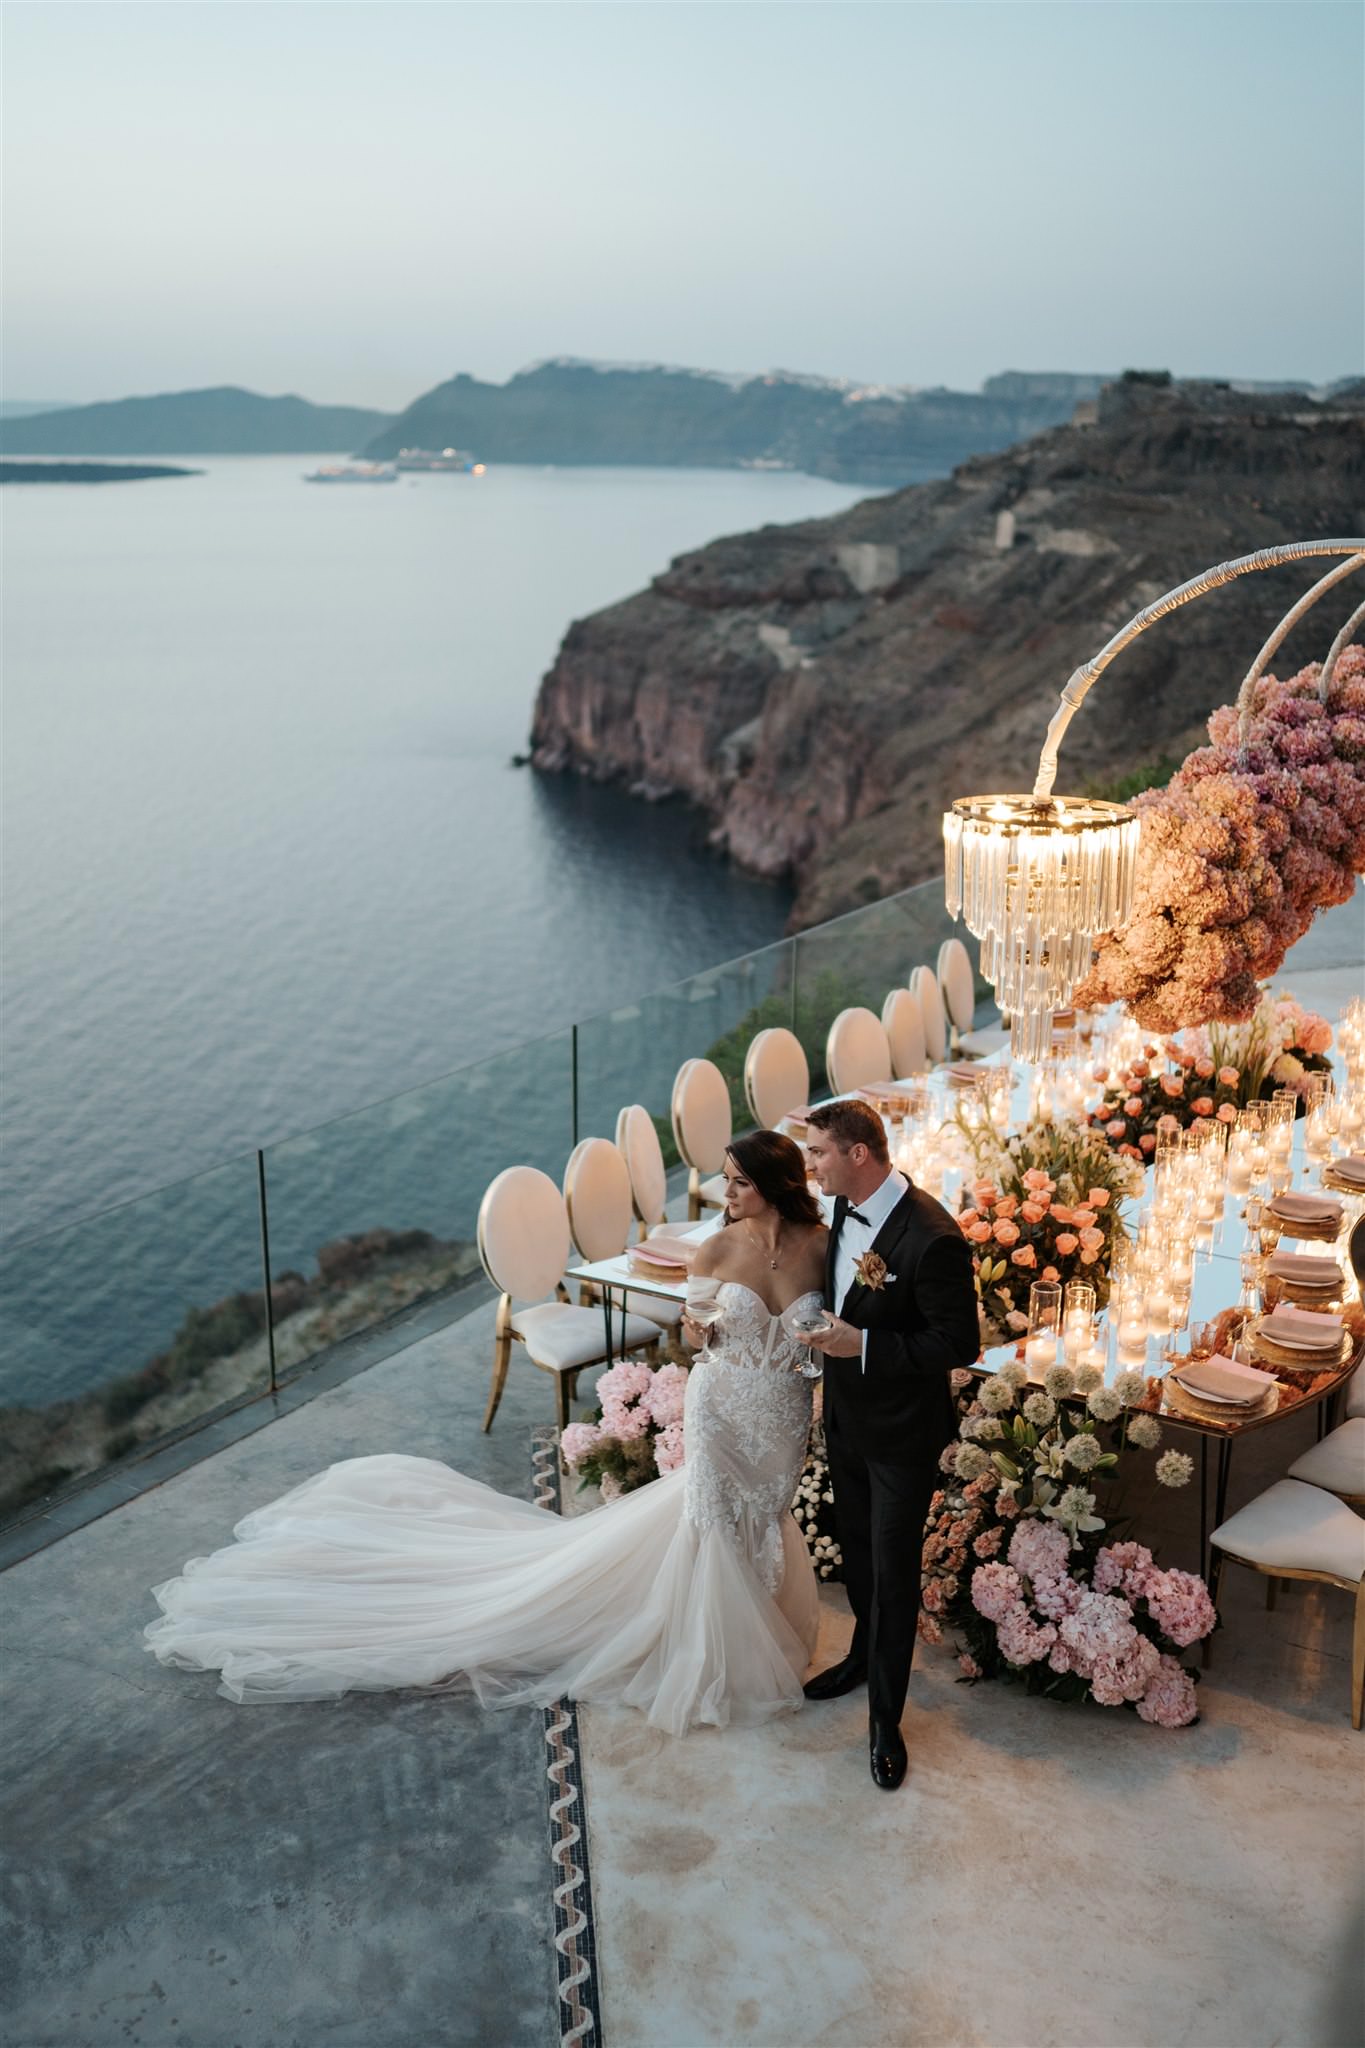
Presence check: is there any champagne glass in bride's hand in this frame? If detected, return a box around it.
[683,1277,723,1355]
[782,1300,832,1379]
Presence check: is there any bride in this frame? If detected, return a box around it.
[145,1131,829,1735]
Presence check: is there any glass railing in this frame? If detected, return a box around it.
[0,874,972,1526]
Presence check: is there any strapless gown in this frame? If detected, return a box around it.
[144,1283,821,1734]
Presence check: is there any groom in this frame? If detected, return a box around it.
[802,1099,980,1790]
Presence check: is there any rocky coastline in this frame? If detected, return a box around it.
[528,374,1365,928]
[0,1227,481,1520]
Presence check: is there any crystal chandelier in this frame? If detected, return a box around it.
[944,796,1139,1062]
[942,540,1365,1063]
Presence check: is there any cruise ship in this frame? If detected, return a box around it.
[395,447,486,473]
[303,462,399,485]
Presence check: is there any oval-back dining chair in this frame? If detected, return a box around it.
[743,1027,810,1131]
[882,987,927,1079]
[616,1104,669,1233]
[825,1006,893,1096]
[671,1056,733,1220]
[937,937,977,1042]
[478,1164,657,1435]
[911,964,948,1065]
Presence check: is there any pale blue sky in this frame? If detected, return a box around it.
[4,1,1361,408]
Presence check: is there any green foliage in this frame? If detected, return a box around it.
[1083,755,1183,806]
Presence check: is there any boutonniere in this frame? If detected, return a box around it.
[853,1251,890,1292]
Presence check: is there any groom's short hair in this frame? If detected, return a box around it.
[806,1099,889,1164]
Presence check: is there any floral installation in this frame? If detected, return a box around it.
[1075,646,1365,1032]
[1088,1046,1243,1163]
[955,1116,1139,1345]
[1179,988,1333,1109]
[853,1251,889,1292]
[560,1358,689,1499]
[920,1367,1215,1725]
[792,1427,844,1580]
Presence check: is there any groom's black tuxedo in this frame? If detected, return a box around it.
[822,1181,980,1726]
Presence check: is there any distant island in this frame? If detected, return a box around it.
[0,460,201,485]
[529,371,1365,926]
[7,356,1361,488]
[0,386,394,457]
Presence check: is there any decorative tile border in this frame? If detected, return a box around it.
[532,1428,604,2048]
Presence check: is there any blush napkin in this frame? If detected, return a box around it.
[1269,1190,1344,1224]
[1330,1152,1365,1186]
[1176,1355,1277,1403]
[1260,1304,1344,1348]
[1266,1250,1342,1287]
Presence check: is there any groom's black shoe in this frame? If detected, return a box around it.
[869,1718,908,1791]
[802,1656,868,1701]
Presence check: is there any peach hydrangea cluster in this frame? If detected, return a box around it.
[1076,646,1365,1032]
[919,1369,1213,1725]
[561,1358,691,1495]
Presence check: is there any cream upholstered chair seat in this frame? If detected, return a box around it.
[478,1164,659,1434]
[1213,1478,1365,1579]
[744,1026,810,1131]
[956,1023,1010,1056]
[910,965,948,1066]
[1209,1477,1365,1726]
[1288,1418,1365,1503]
[671,1056,733,1220]
[881,987,927,1079]
[513,1301,658,1371]
[825,1006,893,1096]
[1346,1363,1365,1420]
[937,937,976,1041]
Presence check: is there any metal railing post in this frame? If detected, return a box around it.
[255,1149,278,1393]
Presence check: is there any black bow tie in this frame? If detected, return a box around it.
[845,1206,871,1226]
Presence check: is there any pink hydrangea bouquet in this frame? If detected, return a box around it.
[560,1358,689,1499]
[955,1116,1139,1345]
[921,1367,1215,1725]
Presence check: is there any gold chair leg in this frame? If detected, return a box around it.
[1266,1577,1278,1612]
[555,1372,573,1435]
[1204,1552,1226,1669]
[688,1168,701,1224]
[482,1299,514,1434]
[1352,1580,1364,1731]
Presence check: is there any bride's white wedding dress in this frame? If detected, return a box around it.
[144,1284,821,1734]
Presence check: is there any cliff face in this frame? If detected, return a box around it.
[529,377,1365,928]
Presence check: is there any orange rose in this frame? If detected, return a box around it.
[1054,1232,1079,1255]
[993,1219,1021,1247]
[1078,1227,1105,1251]
[1086,1188,1110,1208]
[1040,1265,1061,1284]
[1010,1246,1037,1268]
[1020,1202,1045,1225]
[1191,1097,1214,1117]
[966,1221,993,1243]
[993,1195,1020,1220]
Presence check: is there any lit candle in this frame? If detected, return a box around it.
[1024,1334,1057,1376]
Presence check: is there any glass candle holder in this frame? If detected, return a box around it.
[1025,1281,1062,1374]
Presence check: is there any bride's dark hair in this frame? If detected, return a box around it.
[723,1130,823,1228]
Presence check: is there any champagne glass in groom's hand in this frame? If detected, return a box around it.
[782,1300,831,1379]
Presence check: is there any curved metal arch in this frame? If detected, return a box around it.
[1031,539,1365,800]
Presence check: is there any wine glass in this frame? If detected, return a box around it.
[684,1278,724,1358]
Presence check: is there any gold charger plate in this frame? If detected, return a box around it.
[1248,1317,1353,1373]
[1323,1167,1365,1196]
[1162,1374,1279,1426]
[1265,1211,1344,1244]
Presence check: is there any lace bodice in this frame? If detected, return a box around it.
[708,1284,825,1372]
[681,1284,819,1590]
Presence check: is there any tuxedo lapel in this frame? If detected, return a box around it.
[825,1196,848,1306]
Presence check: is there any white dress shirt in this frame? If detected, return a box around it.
[833,1168,909,1366]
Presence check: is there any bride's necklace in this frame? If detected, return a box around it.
[745,1221,783,1270]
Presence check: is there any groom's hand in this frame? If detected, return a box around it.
[804,1314,862,1358]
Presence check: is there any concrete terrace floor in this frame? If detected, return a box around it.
[3,891,1363,2048]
